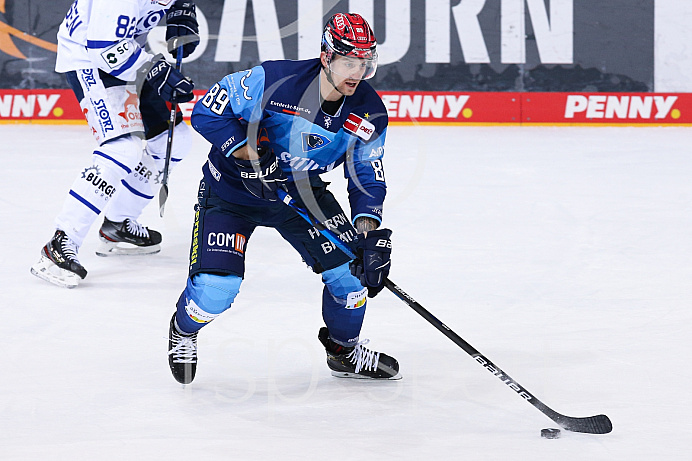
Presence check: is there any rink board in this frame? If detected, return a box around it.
[2,89,692,126]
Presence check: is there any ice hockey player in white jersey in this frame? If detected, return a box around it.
[31,0,198,288]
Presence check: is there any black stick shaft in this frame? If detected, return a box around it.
[158,45,184,217]
[279,187,612,433]
[384,279,612,434]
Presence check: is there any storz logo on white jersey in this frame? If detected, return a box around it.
[80,69,97,88]
[92,98,114,132]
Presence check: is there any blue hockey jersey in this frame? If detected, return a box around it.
[191,58,388,225]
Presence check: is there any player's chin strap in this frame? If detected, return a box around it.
[276,188,612,434]
[324,66,339,91]
[322,64,348,98]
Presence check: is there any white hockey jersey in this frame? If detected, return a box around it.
[55,0,176,82]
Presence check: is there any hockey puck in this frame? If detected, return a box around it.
[541,428,561,439]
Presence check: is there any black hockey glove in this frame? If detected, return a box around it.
[146,59,195,103]
[350,229,392,297]
[165,1,200,58]
[234,149,288,201]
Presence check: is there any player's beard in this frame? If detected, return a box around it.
[326,71,361,97]
[334,78,361,96]
[321,66,362,100]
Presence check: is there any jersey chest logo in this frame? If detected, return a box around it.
[344,113,375,141]
[301,133,331,152]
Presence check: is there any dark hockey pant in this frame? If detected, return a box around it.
[175,180,368,347]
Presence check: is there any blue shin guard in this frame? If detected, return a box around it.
[321,263,368,347]
[175,273,242,334]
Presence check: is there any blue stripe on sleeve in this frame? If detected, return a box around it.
[86,40,118,49]
[225,138,248,157]
[110,48,143,77]
[351,212,382,226]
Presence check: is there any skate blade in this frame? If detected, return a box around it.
[331,371,402,380]
[30,256,80,289]
[96,240,161,257]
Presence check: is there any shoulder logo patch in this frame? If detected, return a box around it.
[240,70,253,100]
[344,113,375,141]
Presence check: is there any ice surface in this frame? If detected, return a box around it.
[1,124,690,459]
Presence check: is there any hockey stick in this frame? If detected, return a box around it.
[383,280,613,434]
[277,188,612,434]
[158,45,184,217]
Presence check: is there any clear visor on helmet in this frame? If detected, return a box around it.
[327,53,378,80]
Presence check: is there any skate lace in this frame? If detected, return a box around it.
[125,219,150,238]
[59,233,81,263]
[346,339,380,373]
[168,331,197,363]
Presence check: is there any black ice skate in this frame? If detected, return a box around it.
[318,327,401,380]
[168,314,198,384]
[96,217,162,256]
[30,230,88,289]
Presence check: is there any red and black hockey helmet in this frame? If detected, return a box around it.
[322,13,378,79]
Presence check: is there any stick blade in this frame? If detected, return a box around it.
[158,184,169,217]
[557,414,612,434]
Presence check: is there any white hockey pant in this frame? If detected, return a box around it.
[55,135,143,247]
[106,122,192,222]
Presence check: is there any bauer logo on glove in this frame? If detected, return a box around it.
[234,149,288,201]
[165,1,200,58]
[239,156,280,180]
[350,229,393,297]
[145,58,195,102]
[375,238,392,249]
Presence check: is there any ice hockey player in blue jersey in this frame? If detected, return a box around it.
[167,13,400,383]
[31,0,198,288]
